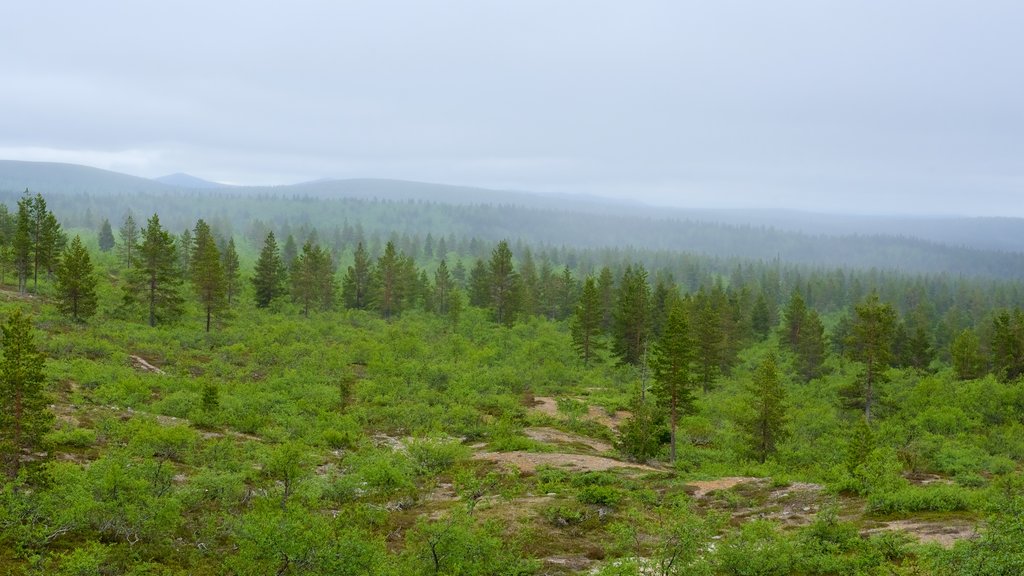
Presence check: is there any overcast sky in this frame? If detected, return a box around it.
[2,1,1022,215]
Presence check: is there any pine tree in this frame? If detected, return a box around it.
[751,292,772,340]
[118,212,139,270]
[796,310,827,382]
[54,236,98,322]
[468,259,490,307]
[842,293,897,422]
[432,259,455,315]
[991,309,1024,382]
[613,265,651,366]
[13,195,31,293]
[741,354,788,464]
[597,266,615,333]
[291,241,336,316]
[488,240,520,327]
[651,303,696,464]
[373,241,404,319]
[0,309,52,479]
[782,290,808,350]
[571,276,604,365]
[123,214,183,327]
[341,242,373,310]
[190,220,226,332]
[221,237,241,306]
[951,328,983,380]
[39,210,66,282]
[282,234,298,269]
[98,218,115,252]
[691,289,723,393]
[178,228,193,273]
[252,232,287,308]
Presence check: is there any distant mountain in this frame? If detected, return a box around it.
[2,159,1024,258]
[0,159,172,195]
[154,172,230,189]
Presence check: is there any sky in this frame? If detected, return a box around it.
[2,1,1022,215]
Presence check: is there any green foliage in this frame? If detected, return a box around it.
[54,235,98,321]
[122,214,183,327]
[651,302,697,463]
[189,219,226,331]
[0,309,52,479]
[252,231,287,308]
[740,353,788,464]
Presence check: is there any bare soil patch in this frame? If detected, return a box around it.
[523,427,612,453]
[473,451,658,474]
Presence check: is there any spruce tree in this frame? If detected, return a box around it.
[252,232,287,308]
[341,242,372,310]
[432,259,455,315]
[0,309,52,479]
[751,292,772,340]
[597,266,615,333]
[373,241,404,319]
[843,293,897,422]
[190,220,226,332]
[54,236,98,322]
[39,210,66,282]
[612,265,651,366]
[796,310,827,382]
[741,354,788,464]
[468,259,490,307]
[222,237,241,306]
[118,212,139,270]
[123,214,183,327]
[13,195,31,293]
[650,303,696,464]
[570,276,604,365]
[98,218,115,252]
[691,289,723,393]
[951,328,983,380]
[178,228,193,273]
[488,240,520,326]
[282,234,298,269]
[291,242,335,316]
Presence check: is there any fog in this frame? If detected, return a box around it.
[2,1,1022,215]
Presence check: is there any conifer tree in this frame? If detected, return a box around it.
[282,234,298,269]
[39,210,66,282]
[651,303,696,464]
[13,195,31,293]
[613,265,651,366]
[341,242,373,310]
[221,237,241,306]
[488,240,520,326]
[616,387,664,463]
[597,266,615,333]
[468,259,490,308]
[571,276,604,365]
[252,232,287,308]
[782,290,808,350]
[843,293,897,422]
[98,218,115,252]
[0,309,52,479]
[373,241,404,319]
[432,259,455,315]
[692,289,723,392]
[178,228,193,272]
[291,241,335,316]
[123,214,183,327]
[751,292,772,340]
[118,212,139,270]
[796,310,827,382]
[951,328,983,380]
[54,235,98,322]
[990,309,1024,382]
[190,219,226,332]
[741,354,788,464]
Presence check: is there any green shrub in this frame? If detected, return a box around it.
[867,485,979,514]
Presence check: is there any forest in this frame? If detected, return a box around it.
[1,185,1023,575]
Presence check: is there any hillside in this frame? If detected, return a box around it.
[2,160,1024,279]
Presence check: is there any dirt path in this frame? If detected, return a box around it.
[473,451,659,474]
[523,427,613,453]
[687,476,762,497]
[530,396,631,430]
